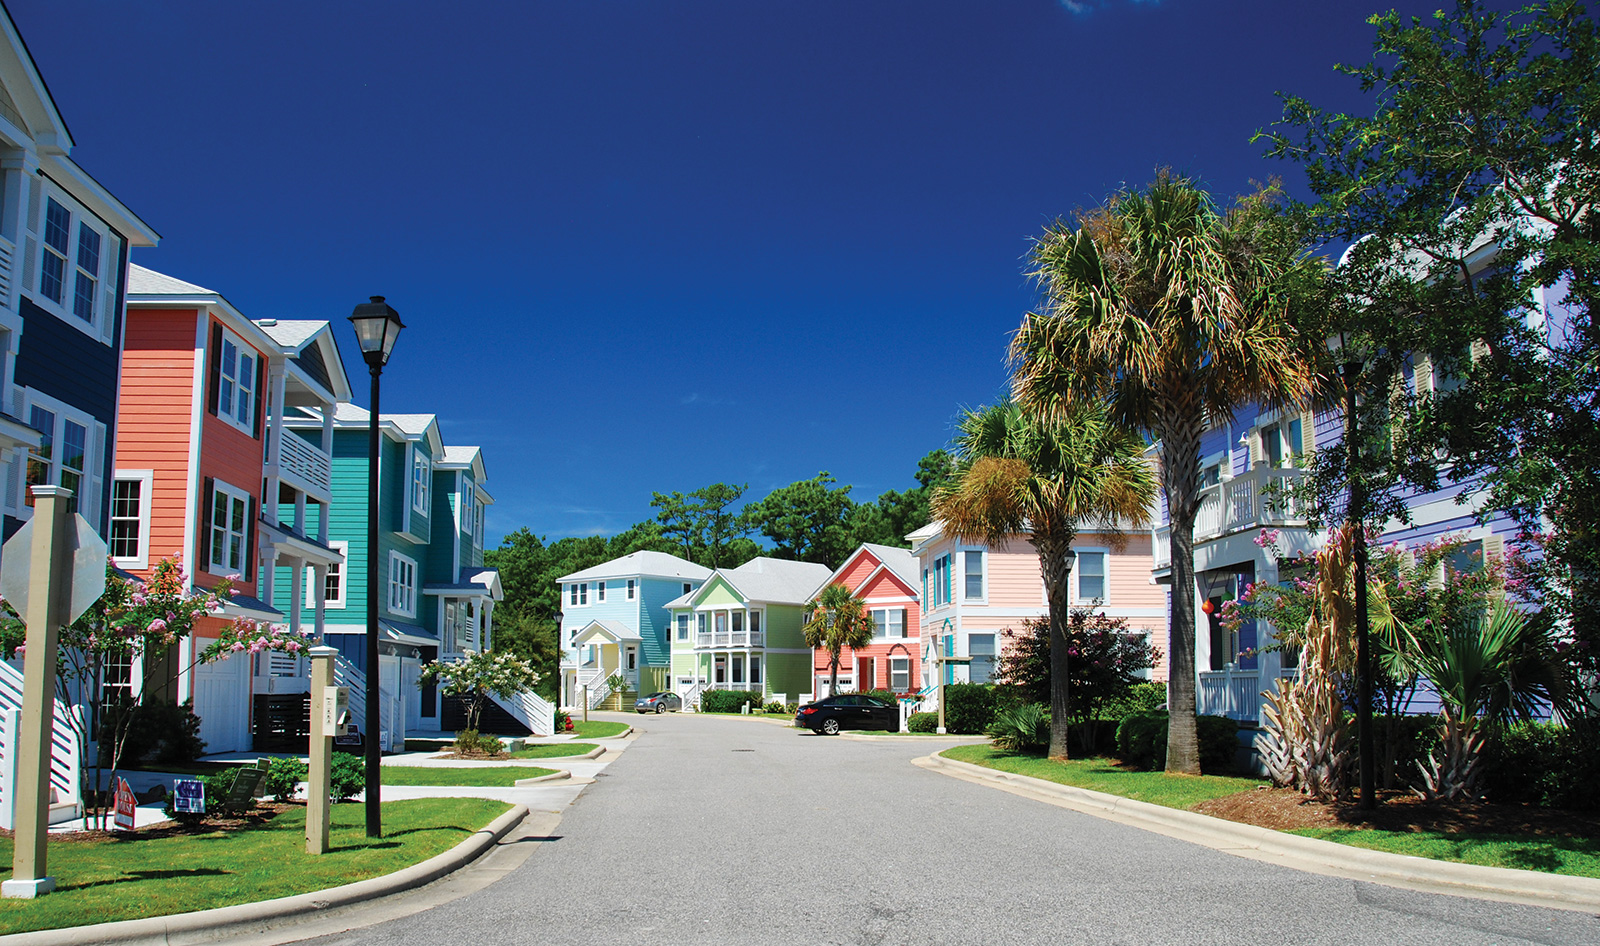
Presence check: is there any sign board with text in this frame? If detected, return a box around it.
[173,778,205,814]
[112,778,137,831]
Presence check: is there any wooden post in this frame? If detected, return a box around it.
[306,646,337,854]
[3,487,72,899]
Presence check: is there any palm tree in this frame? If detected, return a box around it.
[803,584,876,695]
[934,399,1155,760]
[1011,172,1320,773]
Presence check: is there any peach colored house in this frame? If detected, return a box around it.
[906,520,1169,691]
[810,543,922,697]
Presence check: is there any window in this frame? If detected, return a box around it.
[732,611,744,634]
[890,657,910,691]
[696,613,708,635]
[110,472,153,569]
[568,582,587,606]
[216,332,256,434]
[750,656,762,686]
[1074,550,1108,603]
[626,648,636,671]
[731,655,744,684]
[1201,462,1223,488]
[387,552,418,617]
[305,540,349,609]
[597,581,607,603]
[871,608,905,638]
[676,614,690,641]
[41,198,69,305]
[626,579,636,600]
[74,223,100,322]
[1258,419,1304,470]
[457,601,477,652]
[411,450,430,513]
[683,582,692,595]
[208,481,251,576]
[969,634,996,684]
[460,484,474,535]
[932,554,952,607]
[102,651,133,705]
[474,505,484,548]
[750,610,761,635]
[715,611,728,635]
[964,550,985,599]
[26,403,94,516]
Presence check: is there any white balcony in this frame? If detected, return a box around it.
[1153,466,1308,570]
[271,430,332,502]
[695,632,764,649]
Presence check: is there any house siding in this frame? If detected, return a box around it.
[113,308,199,574]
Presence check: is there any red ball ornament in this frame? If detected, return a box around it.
[1201,599,1216,615]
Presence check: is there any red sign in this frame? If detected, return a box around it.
[113,777,137,831]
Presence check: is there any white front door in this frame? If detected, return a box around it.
[378,655,403,746]
[193,650,251,754]
[402,657,422,732]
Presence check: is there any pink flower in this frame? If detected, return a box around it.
[231,641,246,652]
[147,619,168,634]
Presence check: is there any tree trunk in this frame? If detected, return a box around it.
[1161,407,1205,776]
[1033,530,1076,761]
[829,652,839,695]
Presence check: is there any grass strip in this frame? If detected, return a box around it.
[381,766,556,787]
[1290,827,1600,880]
[0,797,510,935]
[569,721,629,738]
[508,743,598,760]
[940,744,1261,810]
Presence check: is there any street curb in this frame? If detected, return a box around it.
[918,753,1600,914]
[514,770,574,787]
[837,732,988,743]
[0,804,531,946]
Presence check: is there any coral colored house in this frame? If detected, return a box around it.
[810,543,923,697]
[115,264,350,752]
[908,521,1170,693]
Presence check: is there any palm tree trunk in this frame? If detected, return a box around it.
[829,652,839,694]
[1034,530,1076,760]
[1160,405,1205,775]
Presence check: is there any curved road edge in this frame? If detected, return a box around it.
[1,804,531,946]
[916,752,1600,914]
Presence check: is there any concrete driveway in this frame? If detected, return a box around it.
[304,711,1600,946]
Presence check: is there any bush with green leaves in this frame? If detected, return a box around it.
[1481,719,1600,810]
[1116,712,1239,773]
[784,702,799,714]
[1101,681,1167,720]
[943,683,997,735]
[331,751,365,801]
[264,757,308,802]
[762,701,786,714]
[453,729,506,757]
[988,703,1051,753]
[859,689,901,705]
[908,712,938,733]
[700,689,764,713]
[101,698,207,767]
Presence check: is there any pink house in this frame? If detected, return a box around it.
[906,521,1169,690]
[810,544,923,697]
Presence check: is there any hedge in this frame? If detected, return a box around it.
[700,689,765,713]
[1480,718,1600,810]
[1115,711,1239,774]
[944,684,997,735]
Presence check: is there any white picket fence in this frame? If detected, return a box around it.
[0,660,84,828]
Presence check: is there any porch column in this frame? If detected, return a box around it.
[260,548,278,613]
[482,600,494,651]
[264,366,287,527]
[288,557,304,637]
[312,563,327,641]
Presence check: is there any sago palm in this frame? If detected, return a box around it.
[1011,172,1320,773]
[803,583,875,695]
[934,399,1155,760]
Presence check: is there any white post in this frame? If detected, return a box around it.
[0,708,19,831]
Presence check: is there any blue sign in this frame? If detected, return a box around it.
[173,778,205,814]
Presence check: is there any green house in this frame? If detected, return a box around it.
[667,557,831,706]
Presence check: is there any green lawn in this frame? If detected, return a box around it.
[379,766,557,787]
[508,742,599,760]
[941,744,1263,810]
[1292,827,1600,880]
[569,720,629,738]
[0,798,510,935]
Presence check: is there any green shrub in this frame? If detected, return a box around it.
[1115,712,1240,773]
[784,702,799,714]
[1481,718,1600,810]
[908,712,938,733]
[1374,713,1442,790]
[1102,681,1167,719]
[264,757,308,802]
[762,701,786,714]
[988,703,1051,753]
[944,684,997,735]
[859,689,900,705]
[101,698,208,767]
[700,690,764,713]
[453,729,506,757]
[331,751,365,801]
[554,709,571,732]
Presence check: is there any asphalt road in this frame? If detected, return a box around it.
[306,713,1600,946]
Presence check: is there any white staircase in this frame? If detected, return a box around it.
[577,669,617,711]
[0,659,83,827]
[491,688,555,737]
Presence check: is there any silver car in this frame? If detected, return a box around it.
[635,692,682,714]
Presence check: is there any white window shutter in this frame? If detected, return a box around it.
[1247,430,1263,470]
[99,235,119,345]
[26,178,40,234]
[1482,533,1504,565]
[23,178,40,297]
[87,421,106,529]
[1299,410,1317,454]
[2,448,17,515]
[1414,356,1434,397]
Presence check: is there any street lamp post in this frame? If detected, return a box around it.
[1339,357,1377,811]
[348,296,405,839]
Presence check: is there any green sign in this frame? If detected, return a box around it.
[226,766,268,806]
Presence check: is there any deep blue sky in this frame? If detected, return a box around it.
[12,0,1466,544]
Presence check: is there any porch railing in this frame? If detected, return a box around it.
[1153,466,1307,569]
[276,430,333,498]
[0,659,82,827]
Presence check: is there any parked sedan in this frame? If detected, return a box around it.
[635,692,682,714]
[795,694,899,735]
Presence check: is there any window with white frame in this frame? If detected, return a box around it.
[932,554,952,607]
[1074,549,1108,603]
[474,505,484,548]
[683,582,692,595]
[110,471,153,569]
[216,329,257,434]
[1258,419,1304,469]
[964,550,985,599]
[750,609,762,635]
[626,579,636,600]
[969,634,996,684]
[676,614,690,641]
[696,612,708,636]
[871,608,906,639]
[411,449,430,513]
[305,540,349,609]
[208,481,251,576]
[890,657,910,691]
[387,551,418,617]
[24,397,100,517]
[569,582,588,606]
[460,482,474,534]
[750,655,762,685]
[31,188,119,339]
[597,581,607,603]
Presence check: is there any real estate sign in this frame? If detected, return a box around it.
[112,778,137,831]
[173,779,204,814]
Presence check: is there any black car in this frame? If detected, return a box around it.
[795,694,899,735]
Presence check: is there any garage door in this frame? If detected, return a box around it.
[193,651,251,754]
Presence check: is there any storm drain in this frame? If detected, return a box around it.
[732,749,754,752]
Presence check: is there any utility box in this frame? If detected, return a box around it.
[322,686,350,738]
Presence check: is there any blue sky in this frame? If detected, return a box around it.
[12,0,1465,544]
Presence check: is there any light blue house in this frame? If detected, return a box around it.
[557,551,711,710]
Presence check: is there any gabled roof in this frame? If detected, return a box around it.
[829,543,919,598]
[255,319,352,404]
[559,550,712,584]
[437,444,486,485]
[670,557,831,608]
[128,264,210,295]
[127,263,282,355]
[571,620,642,645]
[329,405,443,454]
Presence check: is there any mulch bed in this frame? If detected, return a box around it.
[435,750,508,761]
[1193,785,1600,839]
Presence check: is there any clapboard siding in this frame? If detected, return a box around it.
[114,308,199,577]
